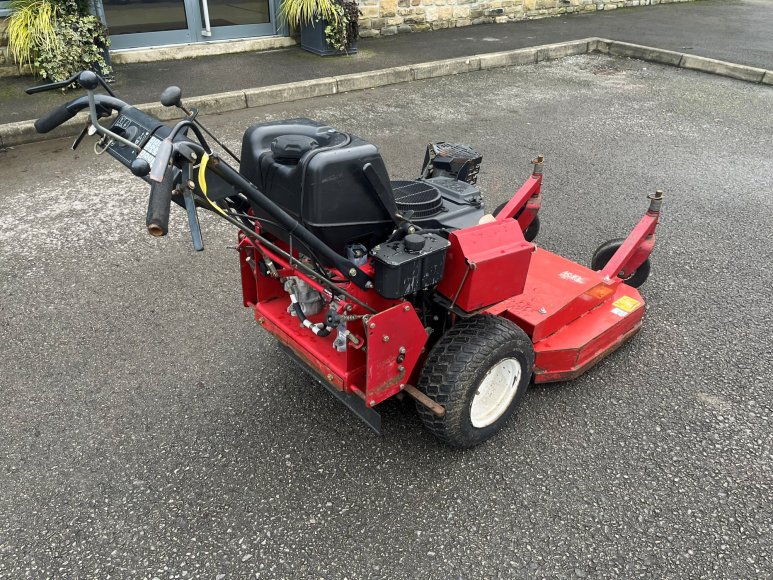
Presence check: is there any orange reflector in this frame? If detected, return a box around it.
[585,284,615,300]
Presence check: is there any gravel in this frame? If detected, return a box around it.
[0,55,771,578]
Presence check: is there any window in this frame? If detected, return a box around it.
[0,1,11,17]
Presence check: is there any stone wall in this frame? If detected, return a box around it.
[0,16,21,78]
[358,0,693,37]
[0,17,9,67]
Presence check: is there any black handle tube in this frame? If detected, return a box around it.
[146,168,176,237]
[205,157,372,290]
[34,104,78,134]
[34,95,130,134]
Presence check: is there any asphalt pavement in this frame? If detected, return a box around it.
[1,54,772,578]
[2,0,772,126]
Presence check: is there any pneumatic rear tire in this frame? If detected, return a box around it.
[416,315,534,448]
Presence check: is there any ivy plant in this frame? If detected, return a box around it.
[7,0,111,82]
[324,0,360,54]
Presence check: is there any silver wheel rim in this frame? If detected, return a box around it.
[469,358,522,428]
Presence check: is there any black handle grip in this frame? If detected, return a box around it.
[146,168,176,237]
[149,138,174,183]
[34,104,78,134]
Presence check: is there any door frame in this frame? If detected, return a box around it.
[98,0,279,51]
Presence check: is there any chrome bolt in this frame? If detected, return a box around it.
[369,322,376,329]
[403,305,410,312]
[383,335,390,342]
[349,268,357,277]
[538,307,547,314]
[399,347,406,354]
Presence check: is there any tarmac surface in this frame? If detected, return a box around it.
[1,54,772,578]
[2,0,772,126]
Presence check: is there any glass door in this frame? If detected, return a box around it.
[103,0,196,49]
[199,0,274,41]
[102,0,275,50]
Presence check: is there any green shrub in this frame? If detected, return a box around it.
[6,0,59,70]
[7,0,112,82]
[324,0,360,53]
[36,14,111,81]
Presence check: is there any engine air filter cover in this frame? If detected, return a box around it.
[391,180,444,219]
[422,142,482,185]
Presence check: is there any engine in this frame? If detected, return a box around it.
[239,118,488,299]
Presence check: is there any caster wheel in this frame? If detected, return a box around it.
[591,238,651,288]
[416,315,534,448]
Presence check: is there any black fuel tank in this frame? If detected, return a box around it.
[239,118,395,254]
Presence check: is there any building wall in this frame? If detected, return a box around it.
[358,0,693,37]
[0,17,8,68]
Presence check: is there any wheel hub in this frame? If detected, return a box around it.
[469,358,522,428]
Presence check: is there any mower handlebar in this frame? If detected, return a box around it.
[33,94,130,134]
[34,101,81,134]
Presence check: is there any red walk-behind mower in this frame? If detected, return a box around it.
[30,72,664,448]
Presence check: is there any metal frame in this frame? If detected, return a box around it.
[231,153,662,425]
[98,0,280,51]
[29,71,666,439]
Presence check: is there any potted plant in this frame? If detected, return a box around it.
[279,0,360,56]
[7,0,111,82]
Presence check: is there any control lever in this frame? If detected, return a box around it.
[159,85,240,163]
[71,122,91,150]
[160,86,186,111]
[26,71,117,97]
[183,162,204,251]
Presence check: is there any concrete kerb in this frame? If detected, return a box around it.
[3,38,772,148]
[599,39,770,83]
[110,36,297,65]
[604,39,683,66]
[245,77,338,107]
[335,66,414,93]
[413,56,481,80]
[536,40,590,62]
[478,48,536,70]
[679,53,767,83]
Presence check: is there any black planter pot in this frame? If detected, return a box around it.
[300,19,358,56]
